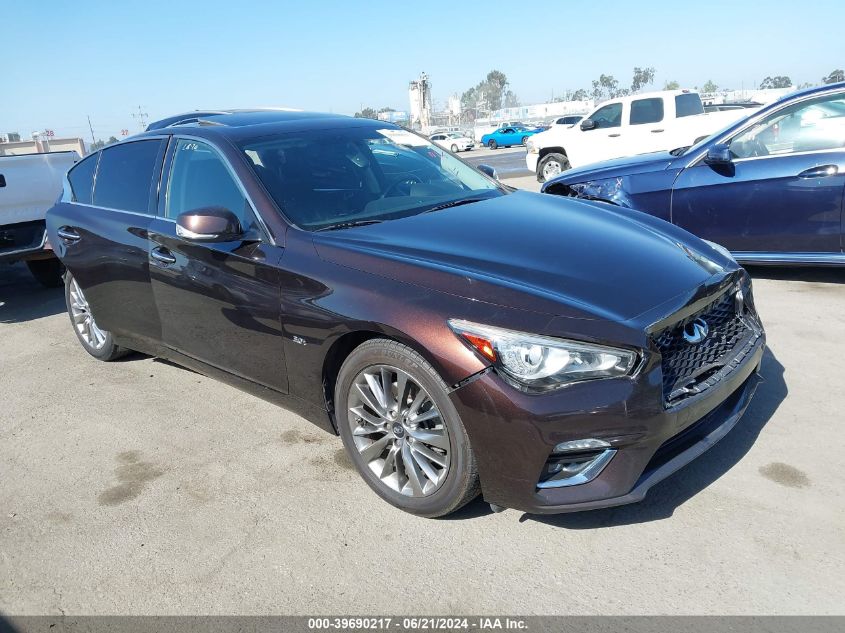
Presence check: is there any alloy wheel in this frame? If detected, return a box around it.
[347,365,450,497]
[68,277,107,350]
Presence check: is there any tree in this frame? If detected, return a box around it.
[702,79,719,93]
[570,88,588,101]
[822,69,844,84]
[90,139,105,151]
[591,74,627,102]
[106,136,119,146]
[354,107,379,119]
[663,80,680,90]
[631,67,655,93]
[460,70,519,114]
[759,76,792,89]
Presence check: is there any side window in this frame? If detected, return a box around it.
[675,93,704,118]
[94,140,163,212]
[590,103,622,129]
[166,139,258,232]
[67,153,98,204]
[730,93,845,159]
[630,98,664,125]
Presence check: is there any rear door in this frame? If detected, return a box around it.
[48,138,167,345]
[672,90,845,255]
[627,96,667,154]
[148,137,288,392]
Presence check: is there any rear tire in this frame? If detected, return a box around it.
[488,140,497,149]
[335,339,480,518]
[537,152,571,183]
[26,258,64,288]
[64,272,130,361]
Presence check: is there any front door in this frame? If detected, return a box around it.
[672,90,845,255]
[148,138,288,392]
[578,101,625,165]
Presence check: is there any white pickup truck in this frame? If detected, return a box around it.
[0,151,79,286]
[527,90,757,181]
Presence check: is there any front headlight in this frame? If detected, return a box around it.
[526,138,537,153]
[448,319,638,389]
[702,239,737,264]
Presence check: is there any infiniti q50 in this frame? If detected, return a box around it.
[46,111,765,517]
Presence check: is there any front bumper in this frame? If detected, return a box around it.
[448,331,765,514]
[526,151,539,173]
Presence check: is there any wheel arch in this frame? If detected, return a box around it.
[320,325,462,434]
[538,145,567,160]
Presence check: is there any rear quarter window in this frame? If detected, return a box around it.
[67,153,98,204]
[93,140,164,213]
[630,98,665,125]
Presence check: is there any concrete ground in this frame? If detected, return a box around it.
[1,199,844,614]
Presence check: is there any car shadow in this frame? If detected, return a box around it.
[0,262,65,324]
[745,265,845,284]
[516,347,786,529]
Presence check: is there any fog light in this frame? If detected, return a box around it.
[553,438,611,453]
[538,439,616,489]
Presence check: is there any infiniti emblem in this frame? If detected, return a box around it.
[683,318,709,344]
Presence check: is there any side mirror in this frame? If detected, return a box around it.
[477,164,499,181]
[704,143,732,165]
[176,206,242,242]
[580,118,597,131]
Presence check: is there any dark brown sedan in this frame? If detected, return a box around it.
[46,111,765,517]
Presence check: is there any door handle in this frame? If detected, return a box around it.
[651,129,665,133]
[608,133,621,138]
[57,226,81,243]
[797,165,838,178]
[150,247,176,265]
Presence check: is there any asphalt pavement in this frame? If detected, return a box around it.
[461,145,533,178]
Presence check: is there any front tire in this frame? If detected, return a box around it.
[450,144,459,153]
[26,258,64,288]
[335,339,480,517]
[537,152,571,183]
[64,273,129,361]
[521,136,529,146]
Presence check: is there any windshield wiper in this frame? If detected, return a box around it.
[423,197,488,214]
[314,219,384,232]
[670,145,691,156]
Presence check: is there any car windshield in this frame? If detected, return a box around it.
[239,125,503,231]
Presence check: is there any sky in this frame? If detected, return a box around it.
[2,0,843,140]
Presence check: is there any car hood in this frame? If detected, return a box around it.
[545,151,680,187]
[312,191,726,322]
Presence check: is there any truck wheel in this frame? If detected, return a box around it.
[537,153,571,183]
[488,140,498,149]
[26,258,65,288]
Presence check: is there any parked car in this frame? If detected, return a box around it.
[542,82,845,266]
[430,131,475,152]
[549,115,584,127]
[1,150,79,286]
[527,90,757,181]
[472,121,525,142]
[46,111,765,517]
[481,126,539,149]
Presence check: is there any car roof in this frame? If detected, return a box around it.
[137,109,392,143]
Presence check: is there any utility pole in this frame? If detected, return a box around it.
[87,115,96,145]
[131,105,148,132]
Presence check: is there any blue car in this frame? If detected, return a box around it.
[481,126,539,149]
[542,82,845,266]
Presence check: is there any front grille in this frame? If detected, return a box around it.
[655,287,760,406]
